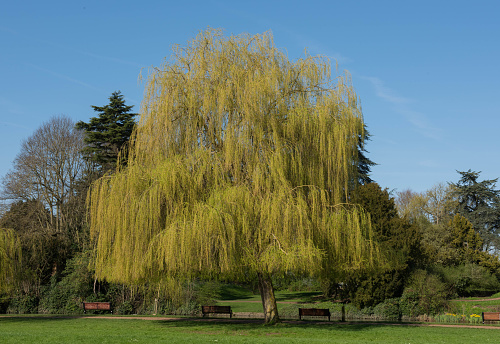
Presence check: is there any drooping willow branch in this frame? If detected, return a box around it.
[88,29,381,288]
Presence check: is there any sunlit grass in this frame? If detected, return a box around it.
[0,317,497,344]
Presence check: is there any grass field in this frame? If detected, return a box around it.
[1,317,499,344]
[3,286,500,342]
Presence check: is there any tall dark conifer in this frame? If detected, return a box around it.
[357,126,376,185]
[76,91,137,172]
[452,170,500,251]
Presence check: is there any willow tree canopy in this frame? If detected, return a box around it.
[89,29,379,287]
[0,228,21,293]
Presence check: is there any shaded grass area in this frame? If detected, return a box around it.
[0,317,497,344]
[218,284,323,303]
[217,285,326,314]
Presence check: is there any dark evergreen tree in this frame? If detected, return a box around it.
[452,170,500,251]
[333,183,422,308]
[357,127,376,184]
[75,91,137,171]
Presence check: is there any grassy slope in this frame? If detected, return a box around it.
[216,285,326,314]
[0,317,496,344]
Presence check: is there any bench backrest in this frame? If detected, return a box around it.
[482,312,500,321]
[299,308,330,316]
[83,302,111,311]
[202,305,232,313]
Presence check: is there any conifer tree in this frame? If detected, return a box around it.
[357,127,376,184]
[452,170,500,251]
[76,91,137,171]
[88,29,380,323]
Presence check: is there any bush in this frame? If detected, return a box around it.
[115,301,134,315]
[372,298,400,320]
[7,294,39,314]
[402,269,449,316]
[435,264,500,297]
[399,289,420,317]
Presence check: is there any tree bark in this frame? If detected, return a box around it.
[257,271,279,324]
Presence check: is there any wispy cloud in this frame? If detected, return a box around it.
[27,63,102,92]
[78,51,143,68]
[363,76,442,140]
[361,76,410,104]
[287,32,352,65]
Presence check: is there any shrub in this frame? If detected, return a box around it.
[402,269,449,316]
[435,264,500,297]
[372,298,400,320]
[399,289,420,317]
[115,301,134,315]
[7,294,39,314]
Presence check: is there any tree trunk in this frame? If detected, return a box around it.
[257,271,279,324]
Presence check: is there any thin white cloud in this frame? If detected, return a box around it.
[405,110,442,140]
[27,63,102,92]
[362,76,410,104]
[363,76,442,140]
[290,33,352,65]
[78,51,143,68]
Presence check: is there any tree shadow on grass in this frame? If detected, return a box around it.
[0,315,87,323]
[154,318,394,333]
[218,284,256,300]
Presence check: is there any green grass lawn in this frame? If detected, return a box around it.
[0,317,498,344]
[450,299,500,315]
[218,285,322,303]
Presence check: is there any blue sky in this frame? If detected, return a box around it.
[1,0,499,194]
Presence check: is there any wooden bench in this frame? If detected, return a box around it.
[482,312,500,323]
[299,308,331,321]
[82,302,112,314]
[201,305,233,318]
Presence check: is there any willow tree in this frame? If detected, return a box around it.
[89,29,380,324]
[0,228,21,293]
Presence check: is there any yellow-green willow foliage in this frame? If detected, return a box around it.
[0,228,21,293]
[89,29,379,290]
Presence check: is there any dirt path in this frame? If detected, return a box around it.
[452,297,500,302]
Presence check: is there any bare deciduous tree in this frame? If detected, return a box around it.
[2,115,87,232]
